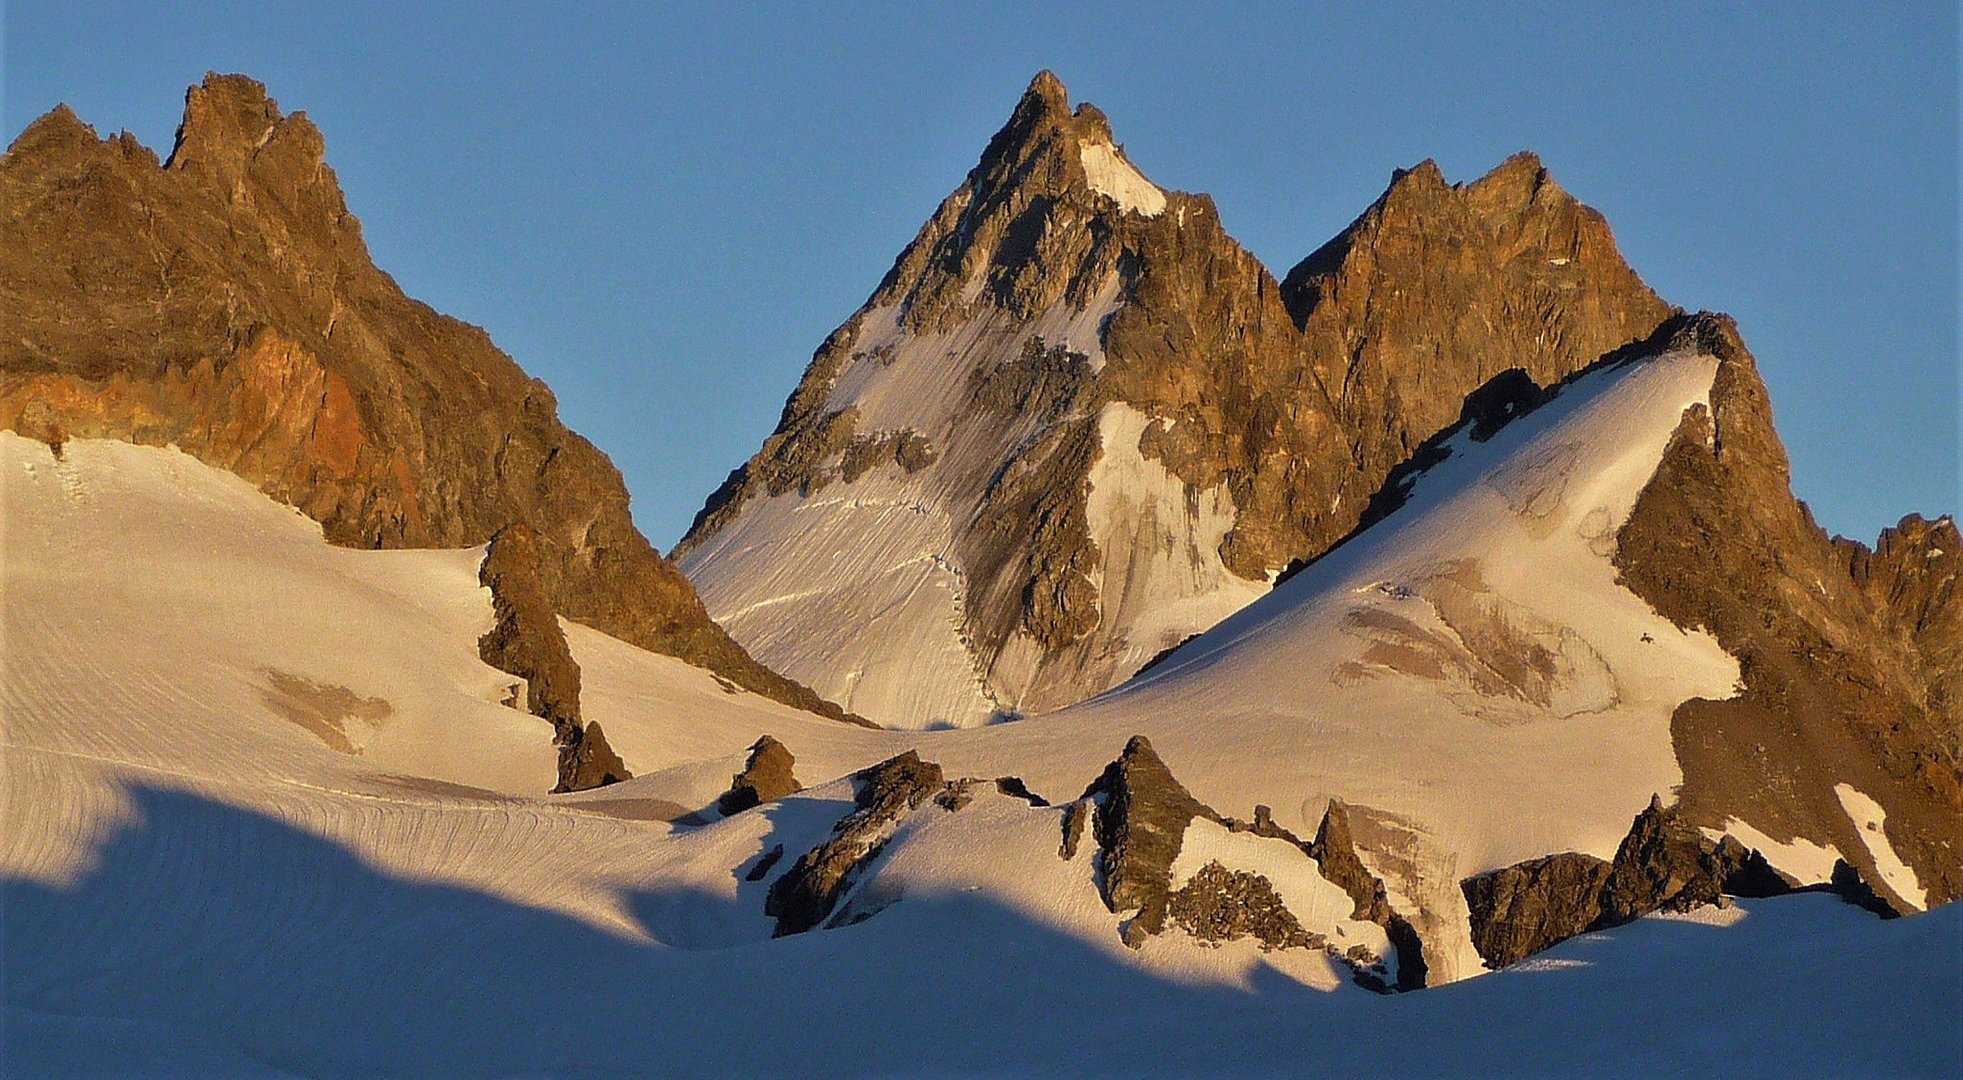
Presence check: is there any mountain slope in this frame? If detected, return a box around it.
[676,72,1673,728]
[6,393,1956,1077]
[0,73,852,724]
[1612,315,1962,910]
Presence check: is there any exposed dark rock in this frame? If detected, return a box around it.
[994,776,1049,807]
[1059,799,1091,860]
[1221,803,1311,847]
[1307,800,1394,925]
[1462,794,1806,969]
[555,721,628,794]
[1839,514,1962,757]
[935,778,981,812]
[1461,853,1611,969]
[716,735,801,816]
[838,428,936,483]
[474,523,628,793]
[1307,799,1427,990]
[478,524,582,729]
[0,73,863,728]
[1079,735,1212,945]
[1460,368,1548,442]
[1827,859,1902,920]
[743,844,786,883]
[1614,313,1962,910]
[765,751,945,937]
[1167,862,1319,951]
[1598,795,1755,924]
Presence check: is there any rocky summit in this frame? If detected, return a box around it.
[676,71,1674,729]
[2,66,1956,1079]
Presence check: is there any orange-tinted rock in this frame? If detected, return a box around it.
[0,74,859,726]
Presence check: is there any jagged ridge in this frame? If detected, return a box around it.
[677,70,1675,728]
[0,73,863,729]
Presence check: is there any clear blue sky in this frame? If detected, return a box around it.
[6,3,1956,546]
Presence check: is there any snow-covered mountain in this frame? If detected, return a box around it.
[0,73,860,749]
[4,344,1957,1072]
[676,71,1671,729]
[3,73,1959,1076]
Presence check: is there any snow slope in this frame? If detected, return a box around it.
[6,344,1956,1073]
[6,776,1955,1079]
[7,347,1736,962]
[1078,138,1167,216]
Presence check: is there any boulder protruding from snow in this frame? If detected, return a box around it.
[556,721,629,793]
[1462,794,1788,968]
[765,751,945,936]
[1080,735,1212,946]
[716,735,802,816]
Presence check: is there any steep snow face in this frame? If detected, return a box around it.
[679,295,1118,729]
[683,289,1279,730]
[1078,139,1167,216]
[1078,402,1270,686]
[686,281,1248,729]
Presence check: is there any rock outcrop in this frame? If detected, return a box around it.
[1460,852,1612,969]
[475,523,628,792]
[1838,514,1962,756]
[716,735,802,816]
[678,70,1675,728]
[1614,313,1962,911]
[1465,795,1815,969]
[1306,800,1397,926]
[1306,800,1428,991]
[0,74,858,727]
[765,751,945,936]
[478,524,584,731]
[1596,796,1769,924]
[1072,739,1423,989]
[1079,735,1213,945]
[555,722,629,793]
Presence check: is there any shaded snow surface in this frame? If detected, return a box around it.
[4,343,1958,1076]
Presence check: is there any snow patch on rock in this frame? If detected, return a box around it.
[1834,783,1929,910]
[1082,402,1269,695]
[1079,139,1166,216]
[1706,818,1839,886]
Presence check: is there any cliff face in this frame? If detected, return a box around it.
[0,74,857,725]
[677,71,1674,727]
[1614,314,1962,910]
[1838,514,1963,756]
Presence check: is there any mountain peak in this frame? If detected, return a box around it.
[166,72,283,172]
[969,70,1162,217]
[6,103,96,159]
[1020,69,1070,117]
[164,71,333,196]
[0,74,863,729]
